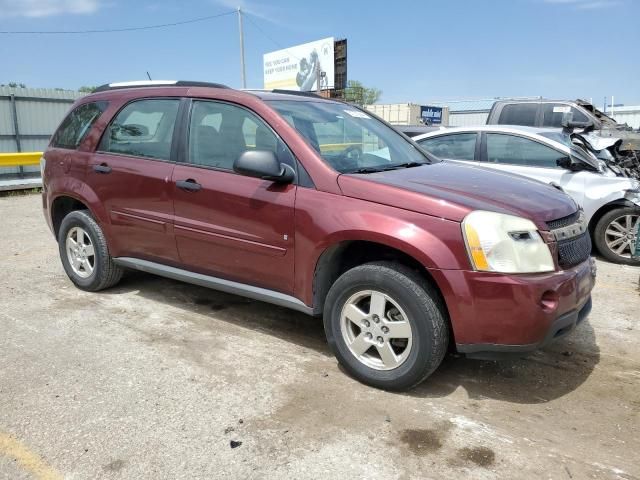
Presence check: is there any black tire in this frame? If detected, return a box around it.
[323,261,449,391]
[593,207,640,266]
[58,210,123,291]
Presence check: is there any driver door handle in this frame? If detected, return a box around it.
[176,179,202,192]
[93,163,112,174]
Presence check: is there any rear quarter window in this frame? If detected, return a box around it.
[497,104,538,126]
[52,101,109,149]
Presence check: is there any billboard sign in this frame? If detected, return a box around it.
[420,106,443,125]
[263,37,335,91]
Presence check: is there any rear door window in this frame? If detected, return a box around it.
[541,104,590,127]
[497,104,538,126]
[52,101,108,149]
[98,99,180,161]
[486,133,565,168]
[417,133,477,161]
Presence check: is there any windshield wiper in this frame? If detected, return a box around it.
[347,162,426,174]
[348,167,384,174]
[382,162,426,171]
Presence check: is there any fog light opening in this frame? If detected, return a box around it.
[540,291,559,313]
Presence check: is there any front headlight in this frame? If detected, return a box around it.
[39,156,46,179]
[462,211,554,273]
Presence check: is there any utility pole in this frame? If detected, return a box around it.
[238,7,246,89]
[611,95,615,117]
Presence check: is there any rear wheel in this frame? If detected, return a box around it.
[594,207,640,265]
[324,262,449,391]
[58,210,124,291]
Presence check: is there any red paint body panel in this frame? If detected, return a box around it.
[88,152,178,263]
[293,187,469,306]
[338,161,578,228]
[171,164,296,293]
[431,259,595,346]
[42,84,595,351]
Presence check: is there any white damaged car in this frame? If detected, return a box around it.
[414,125,640,265]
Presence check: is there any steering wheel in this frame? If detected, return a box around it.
[343,145,363,161]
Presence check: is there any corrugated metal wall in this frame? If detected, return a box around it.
[610,107,640,129]
[0,87,84,175]
[448,111,490,127]
[428,98,496,128]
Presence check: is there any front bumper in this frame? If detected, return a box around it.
[458,297,592,359]
[430,257,596,356]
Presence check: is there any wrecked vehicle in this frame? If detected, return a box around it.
[572,130,640,181]
[487,98,640,157]
[413,125,640,265]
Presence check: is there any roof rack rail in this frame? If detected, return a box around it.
[271,89,322,98]
[94,80,230,93]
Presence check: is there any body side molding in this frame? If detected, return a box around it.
[113,257,313,315]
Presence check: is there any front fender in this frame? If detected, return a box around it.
[293,188,469,307]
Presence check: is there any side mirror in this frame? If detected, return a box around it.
[557,156,584,172]
[557,156,572,169]
[233,150,295,183]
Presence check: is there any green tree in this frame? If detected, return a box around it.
[344,80,382,106]
[78,86,98,93]
[2,82,26,88]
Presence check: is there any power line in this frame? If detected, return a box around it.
[244,13,301,61]
[0,10,236,34]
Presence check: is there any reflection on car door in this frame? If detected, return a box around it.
[91,98,181,263]
[416,133,479,162]
[479,133,586,206]
[171,99,297,294]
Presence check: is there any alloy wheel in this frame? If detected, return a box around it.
[66,226,95,278]
[340,290,413,371]
[604,213,639,259]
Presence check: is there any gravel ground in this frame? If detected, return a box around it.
[0,193,639,480]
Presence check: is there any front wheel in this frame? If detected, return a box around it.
[323,262,449,391]
[593,207,640,265]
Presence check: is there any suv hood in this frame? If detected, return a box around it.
[338,161,577,228]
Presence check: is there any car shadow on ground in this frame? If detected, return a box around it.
[105,271,600,405]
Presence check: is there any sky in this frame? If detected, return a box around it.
[1,0,639,107]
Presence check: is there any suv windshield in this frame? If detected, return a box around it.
[267,99,435,173]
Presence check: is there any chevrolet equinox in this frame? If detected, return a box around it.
[41,81,596,390]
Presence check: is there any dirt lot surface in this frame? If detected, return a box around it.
[1,193,639,480]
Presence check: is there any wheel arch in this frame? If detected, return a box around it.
[588,199,637,235]
[50,188,108,241]
[311,239,450,324]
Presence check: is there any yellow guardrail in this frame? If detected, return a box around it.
[0,152,43,168]
[0,145,371,167]
[319,142,362,153]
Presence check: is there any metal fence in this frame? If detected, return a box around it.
[0,87,84,179]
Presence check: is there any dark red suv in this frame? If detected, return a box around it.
[42,81,596,390]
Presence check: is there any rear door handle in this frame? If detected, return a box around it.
[93,163,112,174]
[176,179,202,192]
